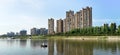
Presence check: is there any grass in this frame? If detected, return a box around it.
[0,35,118,40]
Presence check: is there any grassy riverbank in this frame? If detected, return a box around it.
[1,35,120,41]
[47,36,120,41]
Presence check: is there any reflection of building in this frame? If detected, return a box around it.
[56,19,63,33]
[20,30,27,36]
[20,40,27,47]
[31,40,41,48]
[48,18,54,35]
[31,40,48,49]
[56,40,63,55]
[48,40,54,55]
[55,40,93,55]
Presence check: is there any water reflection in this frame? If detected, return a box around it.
[48,39,54,55]
[20,40,27,47]
[30,40,48,49]
[56,40,93,55]
[48,40,120,55]
[0,39,120,55]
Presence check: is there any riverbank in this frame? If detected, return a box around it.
[1,36,120,41]
[49,36,120,41]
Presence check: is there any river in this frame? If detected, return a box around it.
[0,39,120,55]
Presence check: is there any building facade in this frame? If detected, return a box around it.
[7,32,15,37]
[56,19,63,33]
[20,30,27,36]
[40,28,48,35]
[48,6,92,33]
[63,6,92,32]
[31,28,37,35]
[48,18,54,35]
[65,10,75,32]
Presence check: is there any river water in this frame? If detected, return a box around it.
[0,39,120,55]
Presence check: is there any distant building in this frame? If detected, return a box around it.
[40,28,48,35]
[56,19,63,33]
[20,30,27,36]
[7,32,15,37]
[36,29,41,35]
[48,18,54,35]
[16,32,20,36]
[31,28,37,35]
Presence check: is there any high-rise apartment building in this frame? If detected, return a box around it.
[65,10,75,32]
[56,19,63,33]
[63,19,67,33]
[48,18,54,35]
[48,6,92,33]
[63,6,92,32]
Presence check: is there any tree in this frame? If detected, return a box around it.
[117,25,120,35]
[110,23,116,34]
[103,23,109,35]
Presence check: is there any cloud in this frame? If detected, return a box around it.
[19,0,45,9]
[0,0,16,8]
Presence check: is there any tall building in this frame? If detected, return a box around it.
[31,28,37,35]
[63,19,67,32]
[20,30,27,36]
[48,18,54,35]
[56,19,63,33]
[63,6,92,32]
[48,6,92,33]
[81,7,92,28]
[65,10,75,32]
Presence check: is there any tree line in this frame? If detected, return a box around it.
[55,23,120,36]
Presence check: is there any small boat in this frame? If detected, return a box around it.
[41,43,47,47]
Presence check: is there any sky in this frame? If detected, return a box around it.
[0,0,120,35]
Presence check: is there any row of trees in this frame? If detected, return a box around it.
[55,23,120,36]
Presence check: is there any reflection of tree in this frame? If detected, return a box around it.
[20,40,27,47]
[94,41,117,54]
[48,39,54,55]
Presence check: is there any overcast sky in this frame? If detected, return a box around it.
[0,0,120,35]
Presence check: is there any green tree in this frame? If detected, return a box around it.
[110,23,116,35]
[103,23,109,35]
[117,25,120,35]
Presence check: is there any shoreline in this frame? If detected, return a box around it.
[63,36,120,41]
[49,36,120,41]
[1,36,120,41]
